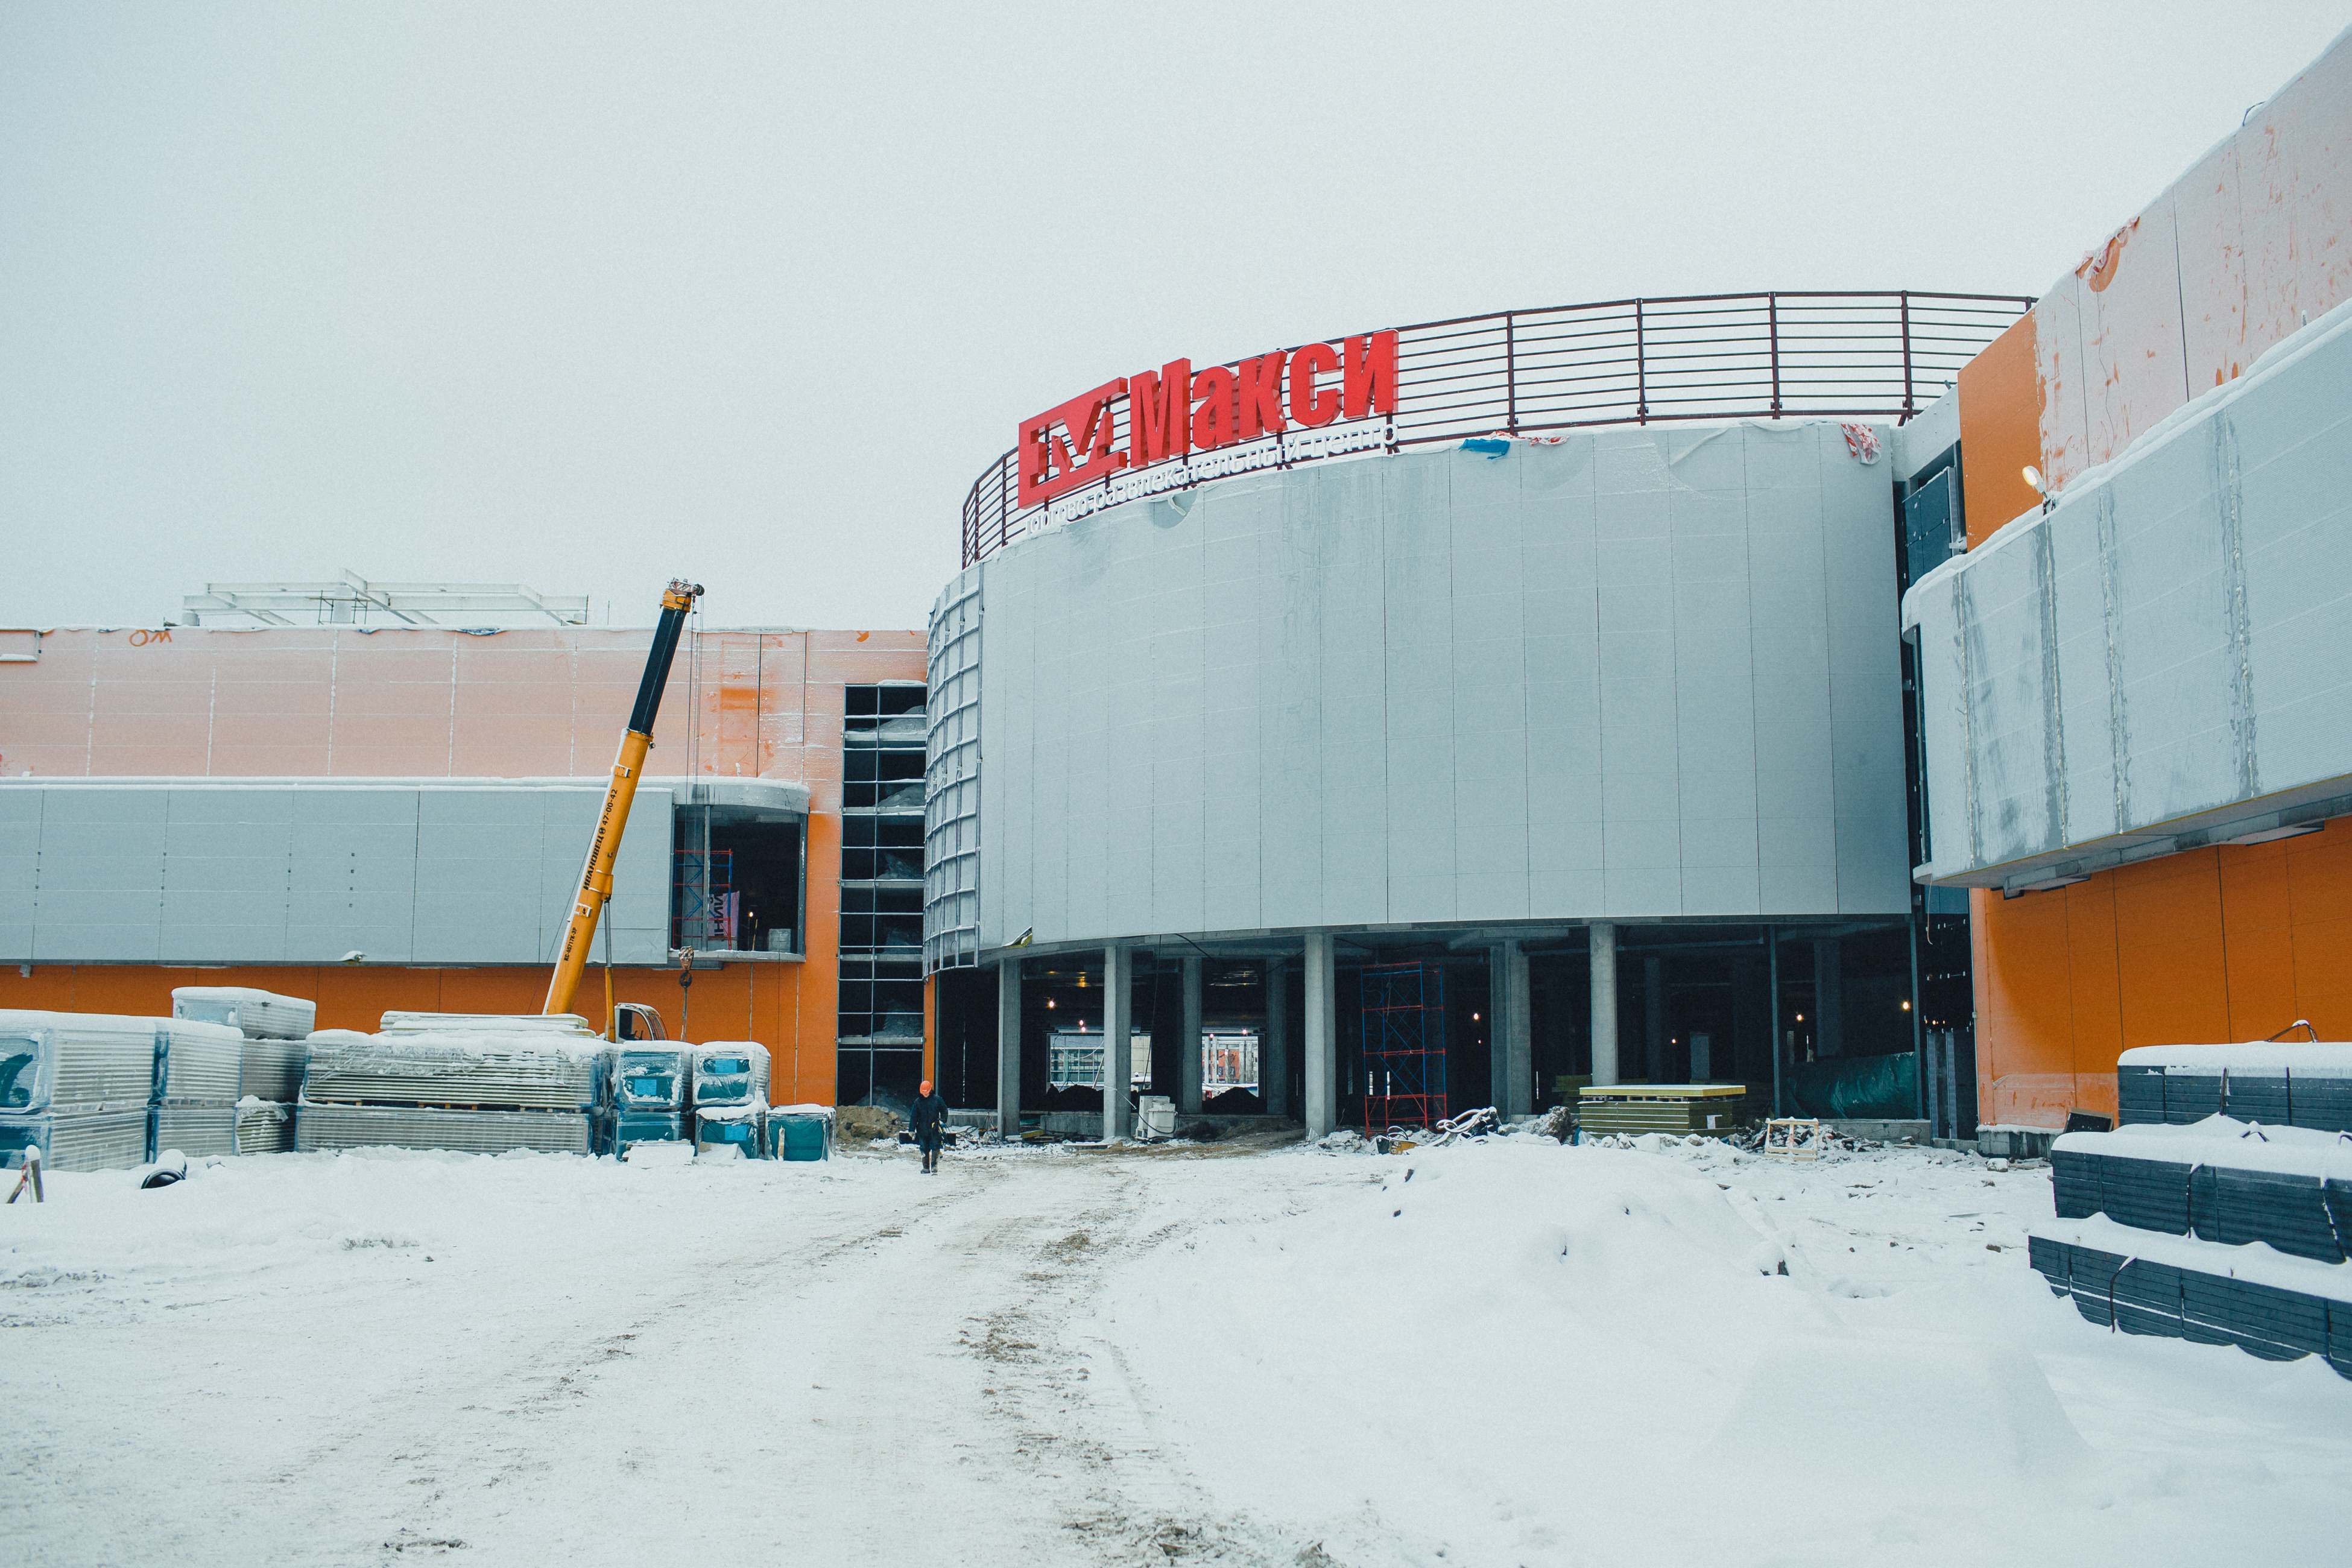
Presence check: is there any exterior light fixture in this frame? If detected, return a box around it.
[1796,1013,1806,1022]
[1901,999,1912,1011]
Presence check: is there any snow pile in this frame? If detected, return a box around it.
[1100,1137,2352,1566]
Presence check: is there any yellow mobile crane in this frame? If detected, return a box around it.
[543,579,703,1020]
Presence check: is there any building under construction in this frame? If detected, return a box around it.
[5,37,2351,1138]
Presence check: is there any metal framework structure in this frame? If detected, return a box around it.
[1359,962,1449,1133]
[183,571,590,627]
[961,289,2032,566]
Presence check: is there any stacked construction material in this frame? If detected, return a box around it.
[150,1019,247,1160]
[0,1011,157,1172]
[607,1046,692,1157]
[690,1042,770,1157]
[173,987,309,1154]
[296,1014,604,1156]
[2116,1042,2352,1132]
[1577,1083,1749,1137]
[2031,1043,2352,1376]
[765,1104,835,1162]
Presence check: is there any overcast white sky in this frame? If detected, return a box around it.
[2,2,2344,632]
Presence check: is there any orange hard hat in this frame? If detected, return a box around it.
[920,1079,934,1095]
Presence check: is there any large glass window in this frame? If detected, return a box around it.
[838,682,928,1109]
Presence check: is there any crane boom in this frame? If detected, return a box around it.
[543,579,703,1017]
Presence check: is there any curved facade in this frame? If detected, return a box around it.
[932,420,1913,959]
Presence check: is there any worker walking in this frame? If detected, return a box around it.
[910,1080,949,1174]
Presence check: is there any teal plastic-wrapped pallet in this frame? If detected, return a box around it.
[766,1105,833,1162]
[691,1043,770,1109]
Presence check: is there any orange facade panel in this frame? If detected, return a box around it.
[1974,816,2352,1127]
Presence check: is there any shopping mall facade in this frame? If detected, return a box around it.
[3,34,2347,1134]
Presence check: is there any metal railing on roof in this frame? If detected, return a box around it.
[960,289,2032,567]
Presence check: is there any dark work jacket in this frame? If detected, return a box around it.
[909,1093,949,1145]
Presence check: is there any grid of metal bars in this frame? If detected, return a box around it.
[960,289,2031,566]
[1359,962,1449,1133]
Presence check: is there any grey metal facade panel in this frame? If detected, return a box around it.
[1904,303,2352,888]
[959,420,1909,949]
[1,782,672,966]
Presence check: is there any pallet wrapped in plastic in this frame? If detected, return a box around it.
[235,1099,296,1155]
[0,1011,163,1114]
[152,1102,239,1160]
[294,1104,592,1156]
[154,1019,245,1105]
[170,986,316,1042]
[235,1039,306,1104]
[691,1042,770,1108]
[608,1108,686,1157]
[765,1104,833,1162]
[612,1048,691,1112]
[692,1103,764,1157]
[303,1026,605,1113]
[1,1108,152,1172]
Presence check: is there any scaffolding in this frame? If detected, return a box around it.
[1359,963,1449,1131]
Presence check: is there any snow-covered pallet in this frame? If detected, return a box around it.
[605,1108,685,1157]
[302,1029,605,1113]
[612,1048,691,1112]
[767,1105,833,1162]
[2117,1044,2352,1133]
[154,1020,245,1105]
[2052,1122,2352,1264]
[0,1011,163,1114]
[235,1101,294,1155]
[2029,1219,2352,1377]
[153,1103,239,1160]
[171,987,316,1042]
[294,1104,592,1157]
[0,1108,151,1172]
[690,1042,770,1109]
[693,1103,765,1157]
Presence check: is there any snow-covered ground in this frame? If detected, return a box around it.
[5,1132,2347,1566]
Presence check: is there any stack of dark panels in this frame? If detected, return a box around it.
[2294,1073,2352,1133]
[2052,1145,2193,1234]
[2117,1064,2166,1126]
[2032,1233,2350,1371]
[2114,1045,2352,1134]
[2163,1069,2225,1124]
[2191,1166,2342,1261]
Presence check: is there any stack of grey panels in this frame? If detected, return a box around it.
[171,987,316,1042]
[172,987,309,1152]
[151,1019,246,1160]
[296,1104,592,1155]
[2114,1043,2352,1132]
[235,1099,294,1155]
[2035,1121,2352,1377]
[296,1018,604,1156]
[0,1011,163,1172]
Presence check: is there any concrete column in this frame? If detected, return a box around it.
[1264,958,1289,1119]
[1645,956,1666,1082]
[1304,931,1335,1139]
[1179,953,1204,1114]
[1813,937,1844,1058]
[1498,940,1532,1118]
[996,959,1023,1139]
[1589,923,1618,1086]
[1102,944,1133,1141]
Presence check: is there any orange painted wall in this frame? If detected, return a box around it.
[0,623,926,1107]
[1972,818,2352,1125]
[1951,33,2352,1127]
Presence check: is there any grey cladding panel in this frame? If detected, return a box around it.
[965,420,1910,947]
[0,782,674,967]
